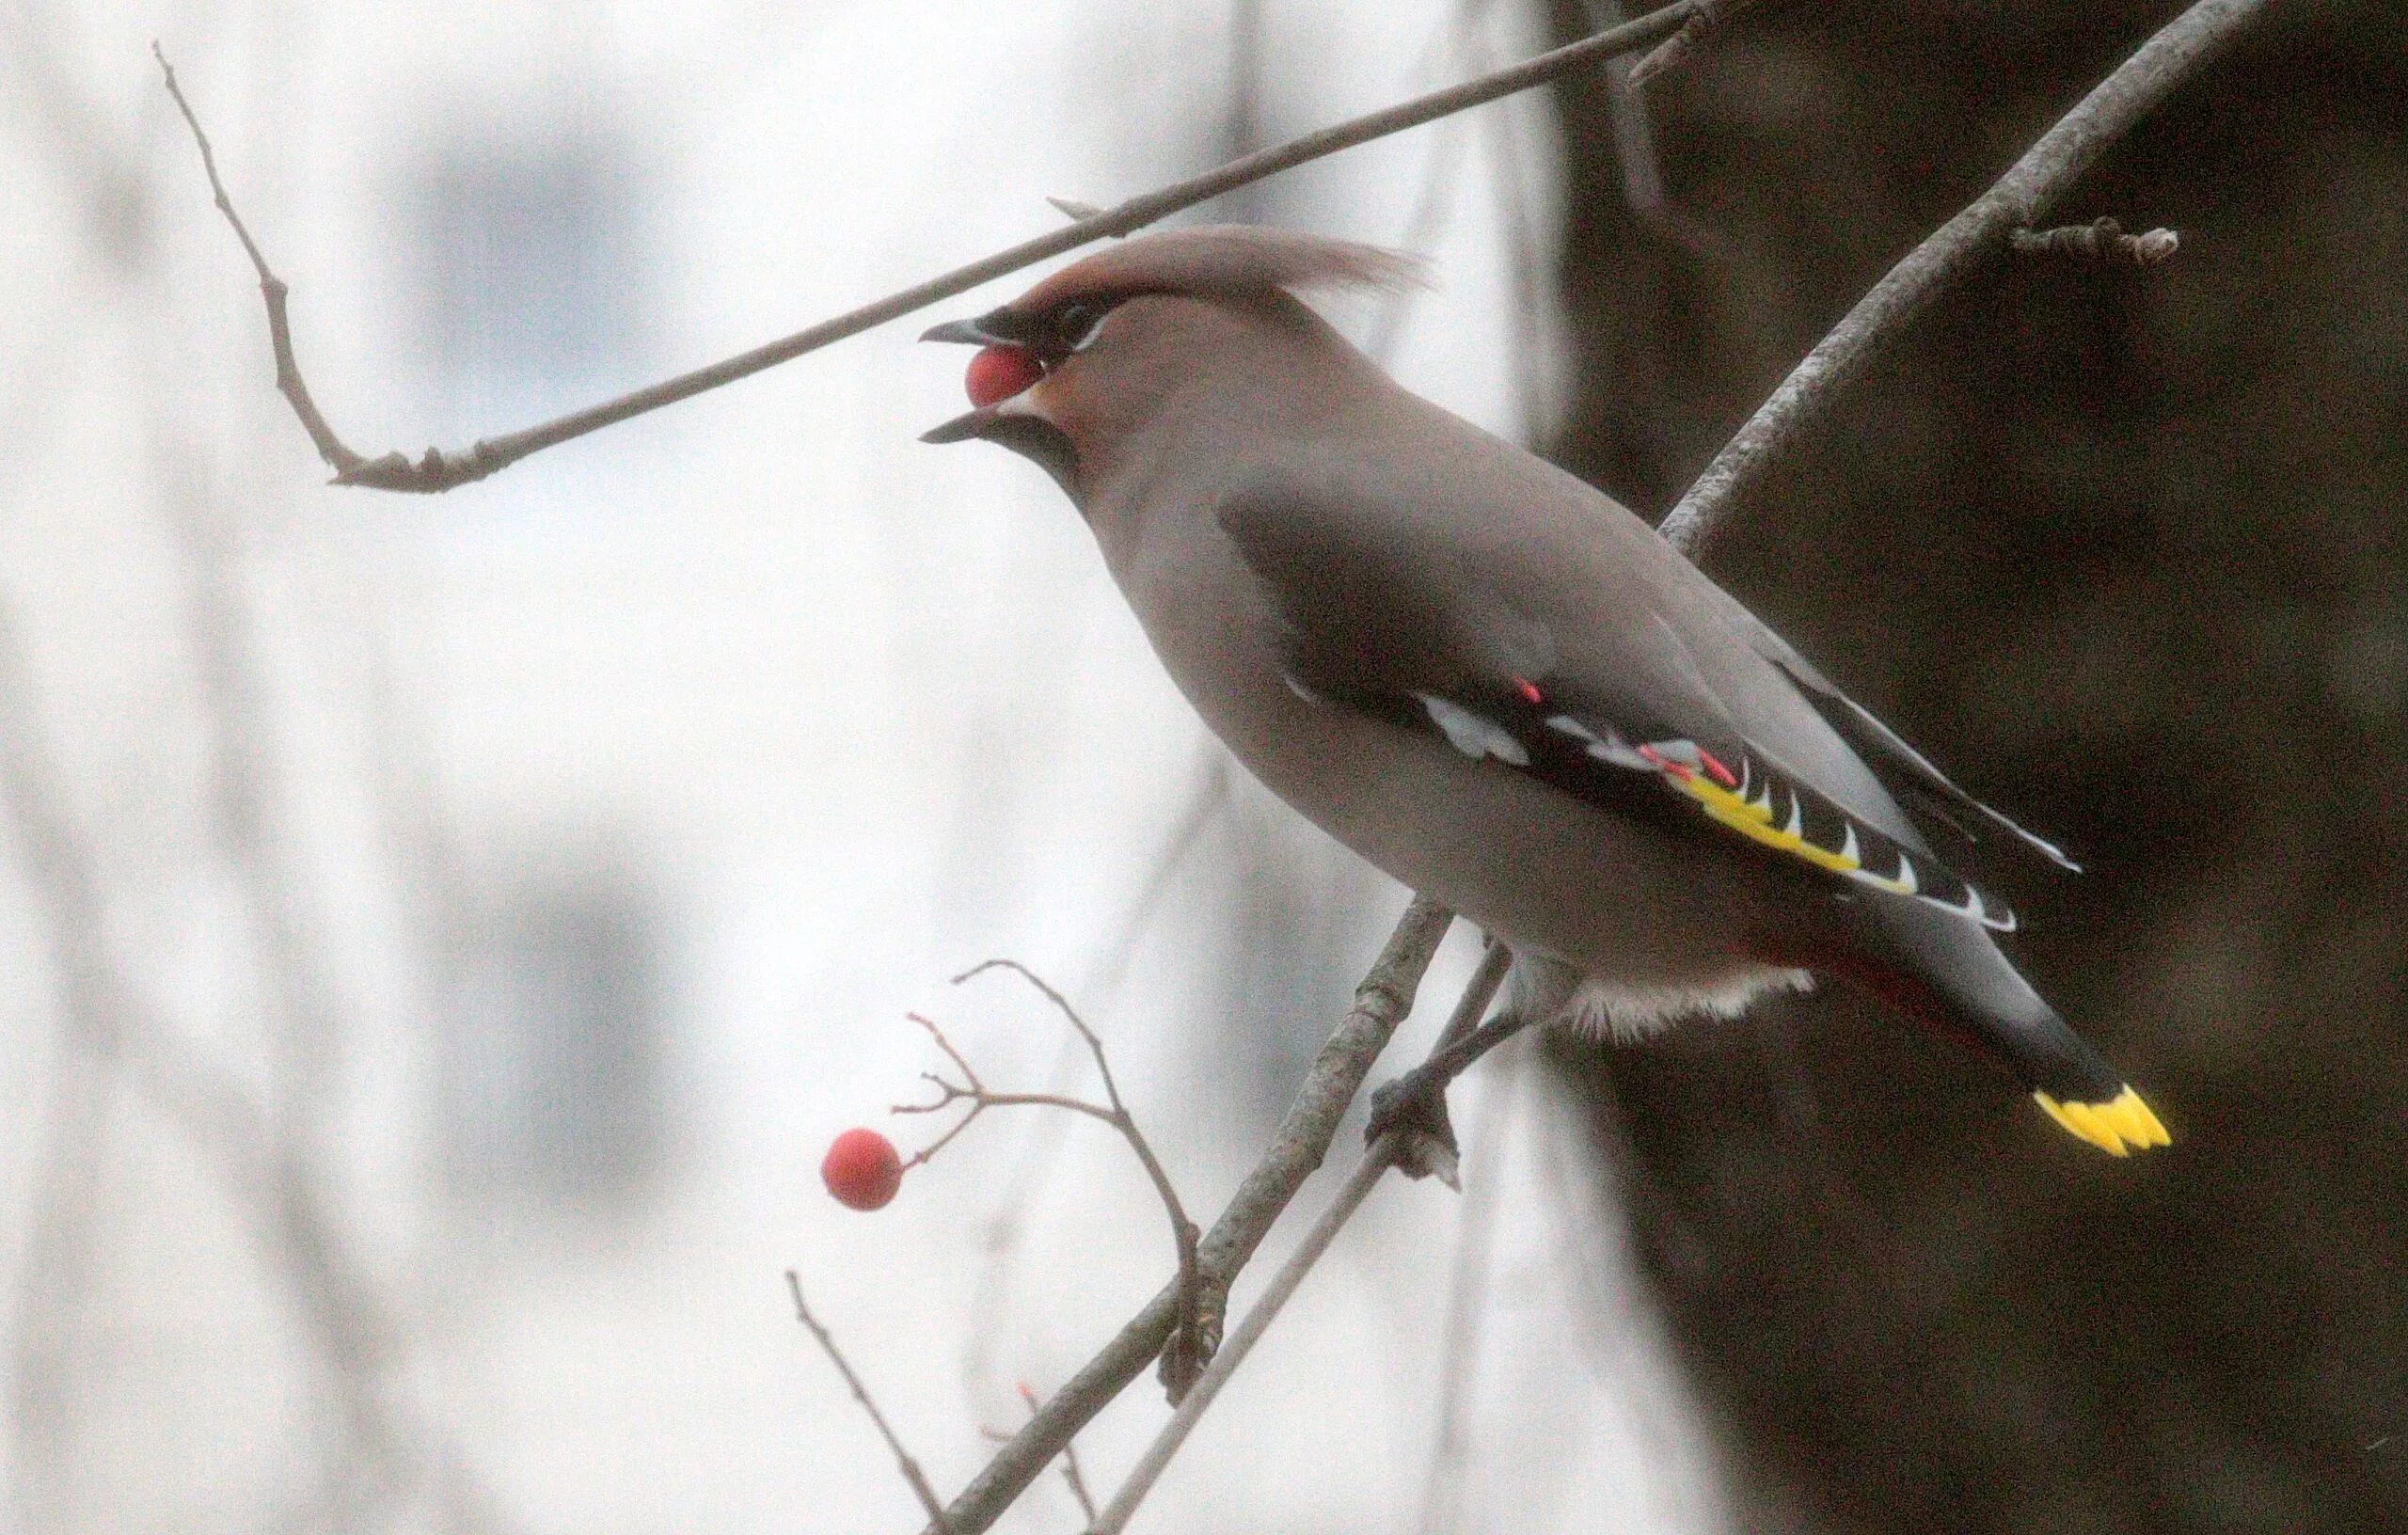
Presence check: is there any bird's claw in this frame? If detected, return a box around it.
[1367,1068,1461,1189]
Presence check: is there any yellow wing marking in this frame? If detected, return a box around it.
[1672,770,1919,891]
[2033,1085,2171,1156]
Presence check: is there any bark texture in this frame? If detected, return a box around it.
[1543,4,2408,1529]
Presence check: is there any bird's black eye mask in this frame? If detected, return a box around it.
[948,293,1132,366]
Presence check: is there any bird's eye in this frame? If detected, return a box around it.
[1054,300,1108,353]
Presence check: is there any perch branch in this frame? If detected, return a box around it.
[1008,1383,1099,1525]
[1085,941,1515,1535]
[923,895,1454,1535]
[158,7,1703,493]
[786,1273,953,1534]
[1654,0,2273,557]
[1086,1140,1397,1535]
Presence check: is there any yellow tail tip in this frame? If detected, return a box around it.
[2034,1086,2170,1156]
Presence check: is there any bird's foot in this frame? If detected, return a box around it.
[1366,1066,1461,1189]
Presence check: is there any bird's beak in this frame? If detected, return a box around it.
[919,314,1014,347]
[919,405,999,444]
[919,307,1047,445]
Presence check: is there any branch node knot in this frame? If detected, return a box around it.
[2010,215,2180,266]
[1627,0,1751,88]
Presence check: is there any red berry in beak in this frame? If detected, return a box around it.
[821,1128,905,1211]
[965,344,1043,408]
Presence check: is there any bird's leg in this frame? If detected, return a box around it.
[1366,940,1521,1187]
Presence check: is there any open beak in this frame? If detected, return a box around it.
[919,307,1042,444]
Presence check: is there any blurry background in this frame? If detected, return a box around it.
[1,2,2400,1534]
[0,3,1719,1534]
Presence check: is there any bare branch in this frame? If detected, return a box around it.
[953,751,1223,1415]
[1085,940,1515,1535]
[161,7,1702,493]
[1013,1383,1097,1524]
[958,755,1228,1412]
[908,969,1212,1400]
[2010,215,2180,265]
[1625,0,1765,89]
[952,959,1130,1117]
[785,1273,953,1534]
[1086,1139,1396,1535]
[926,894,1454,1535]
[1655,0,2273,557]
[151,44,367,480]
[1583,0,1733,261]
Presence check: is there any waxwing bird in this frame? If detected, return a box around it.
[920,225,2167,1158]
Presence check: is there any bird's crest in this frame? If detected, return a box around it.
[1012,225,1426,315]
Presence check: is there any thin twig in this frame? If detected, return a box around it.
[1654,0,2273,557]
[2010,215,2180,265]
[959,755,1228,1412]
[785,1273,954,1534]
[151,44,364,479]
[159,8,1701,493]
[1085,1140,1397,1535]
[1014,1383,1097,1524]
[925,895,1453,1535]
[909,961,1211,1401]
[1625,0,1763,89]
[1585,0,1730,260]
[1085,941,1516,1535]
[1413,1046,1526,1535]
[8,45,512,1531]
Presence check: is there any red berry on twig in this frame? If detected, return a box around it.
[821,1128,905,1211]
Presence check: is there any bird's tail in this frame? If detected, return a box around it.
[1842,899,2170,1157]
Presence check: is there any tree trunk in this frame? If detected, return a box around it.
[1543,4,2408,1529]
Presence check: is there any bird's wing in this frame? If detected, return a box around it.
[1220,467,2018,931]
[1687,577,2081,871]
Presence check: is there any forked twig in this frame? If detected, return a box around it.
[1625,0,1764,89]
[151,44,365,480]
[1086,1142,1397,1535]
[785,1273,953,1534]
[927,895,1454,1535]
[1656,0,2272,556]
[897,965,1210,1400]
[1085,940,1516,1535]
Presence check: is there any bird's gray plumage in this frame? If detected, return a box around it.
[920,226,2166,1154]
